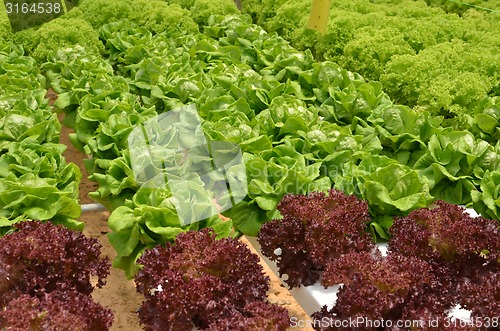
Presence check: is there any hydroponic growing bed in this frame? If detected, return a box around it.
[1,0,499,330]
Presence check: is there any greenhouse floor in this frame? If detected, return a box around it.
[59,113,312,330]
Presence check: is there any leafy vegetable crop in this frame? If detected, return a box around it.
[134,228,290,331]
[259,191,500,328]
[33,5,500,276]
[14,16,103,63]
[6,0,494,276]
[243,0,500,121]
[472,168,500,221]
[0,221,113,330]
[108,182,234,277]
[0,42,82,234]
[258,189,375,288]
[0,141,82,233]
[1,291,114,331]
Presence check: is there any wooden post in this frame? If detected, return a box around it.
[307,0,331,34]
[234,0,242,11]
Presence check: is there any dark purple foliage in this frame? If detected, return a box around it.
[0,290,114,331]
[206,301,291,331]
[389,200,500,318]
[322,252,443,321]
[389,200,500,265]
[457,271,500,318]
[0,221,113,330]
[258,189,375,288]
[0,221,111,305]
[261,194,500,330]
[134,228,289,331]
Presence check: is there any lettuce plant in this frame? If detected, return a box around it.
[258,189,375,288]
[389,200,500,265]
[134,228,289,331]
[0,290,114,331]
[0,141,82,232]
[259,191,499,329]
[332,155,434,237]
[0,221,113,330]
[244,0,500,119]
[0,1,12,41]
[312,200,500,329]
[411,131,500,205]
[316,252,446,327]
[107,180,234,278]
[14,17,103,62]
[472,169,500,221]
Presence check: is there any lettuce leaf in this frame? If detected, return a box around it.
[107,178,234,278]
[472,169,500,221]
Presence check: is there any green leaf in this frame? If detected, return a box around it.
[108,206,138,232]
[224,200,267,236]
[107,223,140,257]
[254,196,278,211]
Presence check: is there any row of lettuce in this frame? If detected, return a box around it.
[2,0,499,122]
[241,0,499,123]
[259,191,500,328]
[14,2,497,277]
[0,31,116,330]
[0,42,82,235]
[1,0,500,277]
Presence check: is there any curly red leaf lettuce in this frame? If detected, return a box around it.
[134,228,289,331]
[0,290,114,331]
[0,221,110,305]
[258,189,375,288]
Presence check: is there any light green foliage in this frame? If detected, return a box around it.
[108,182,234,278]
[472,167,500,221]
[190,0,239,26]
[0,1,12,41]
[0,46,44,93]
[470,97,500,144]
[0,45,82,234]
[340,27,415,81]
[381,40,499,116]
[245,0,500,118]
[164,0,196,8]
[411,131,499,204]
[267,0,311,43]
[0,142,82,234]
[128,0,198,34]
[14,17,103,62]
[70,0,200,33]
[7,0,198,61]
[77,0,133,28]
[242,0,289,30]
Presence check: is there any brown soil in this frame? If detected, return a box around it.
[57,111,314,330]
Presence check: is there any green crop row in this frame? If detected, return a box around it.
[0,41,81,235]
[241,0,499,122]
